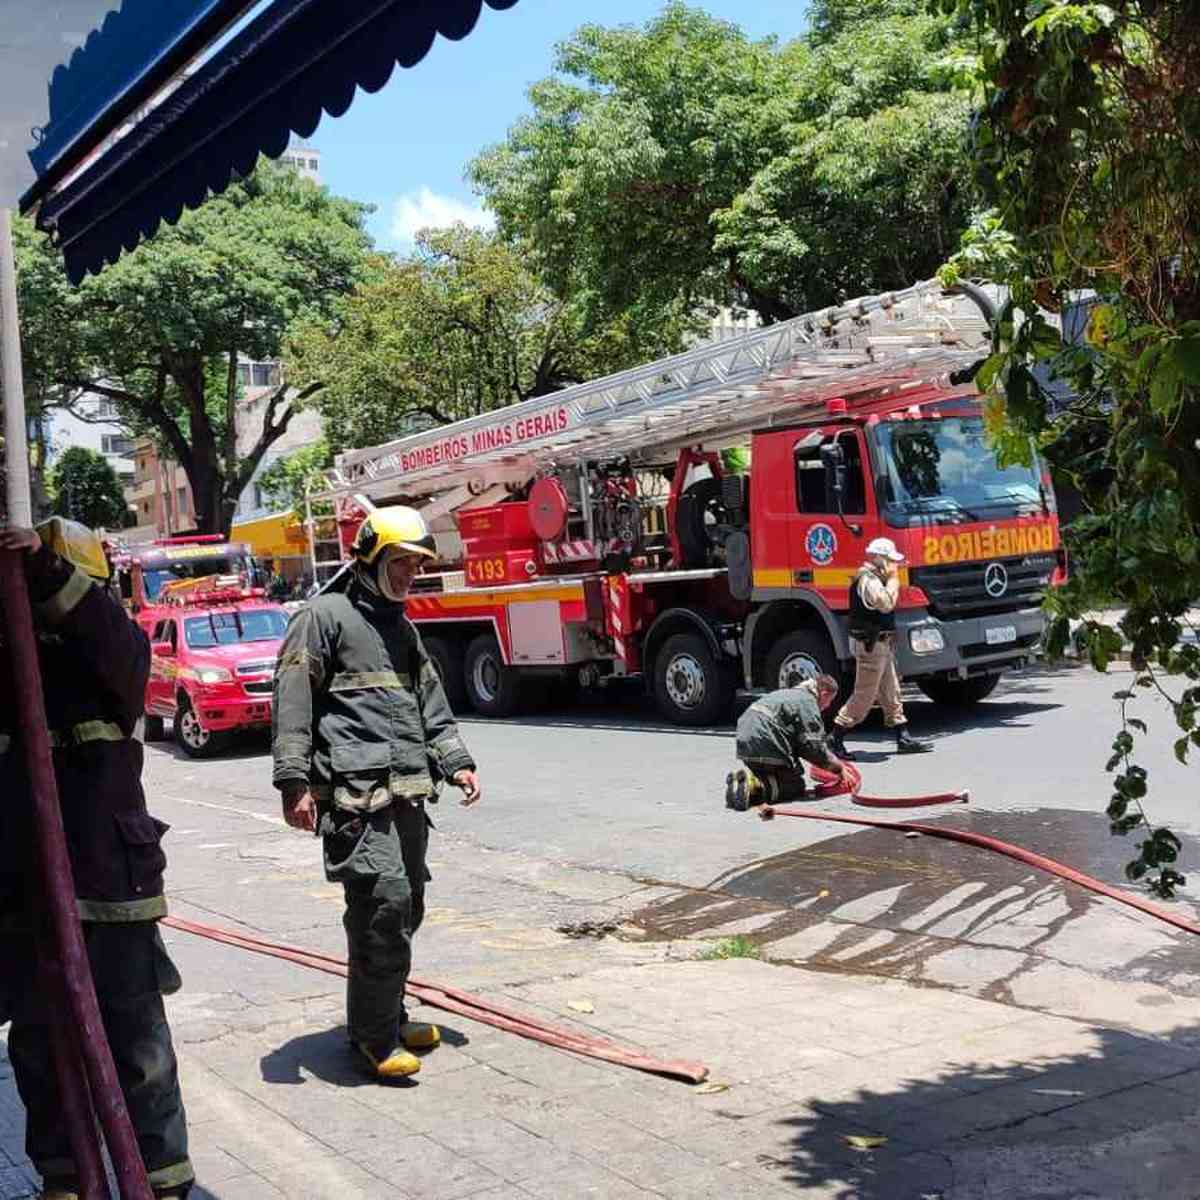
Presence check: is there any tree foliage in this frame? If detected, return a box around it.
[255,440,334,521]
[14,163,374,536]
[287,225,696,454]
[49,446,128,530]
[470,2,974,326]
[936,0,1200,895]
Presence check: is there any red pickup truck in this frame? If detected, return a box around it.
[141,581,288,757]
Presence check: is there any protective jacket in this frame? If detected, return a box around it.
[736,681,834,771]
[847,566,896,644]
[0,547,164,924]
[272,574,474,810]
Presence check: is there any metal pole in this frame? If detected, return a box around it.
[0,208,32,525]
[304,483,318,585]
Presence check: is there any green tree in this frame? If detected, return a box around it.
[256,440,334,521]
[469,2,974,327]
[936,0,1200,895]
[288,225,696,453]
[14,163,374,536]
[49,446,128,529]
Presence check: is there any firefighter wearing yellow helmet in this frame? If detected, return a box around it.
[0,520,194,1196]
[272,506,480,1081]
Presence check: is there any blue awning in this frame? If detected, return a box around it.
[16,0,519,283]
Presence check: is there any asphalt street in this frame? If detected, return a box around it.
[144,659,1200,1031]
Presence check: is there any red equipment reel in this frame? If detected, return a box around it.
[528,476,569,541]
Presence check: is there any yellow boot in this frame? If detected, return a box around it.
[354,1041,421,1079]
[401,1021,441,1050]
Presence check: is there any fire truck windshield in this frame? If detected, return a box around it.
[874,416,1049,528]
[142,554,252,600]
[184,609,287,648]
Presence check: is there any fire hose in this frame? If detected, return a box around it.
[161,915,708,1083]
[756,760,1200,939]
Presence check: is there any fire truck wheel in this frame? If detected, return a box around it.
[143,715,166,742]
[423,635,467,713]
[464,634,522,718]
[765,629,840,695]
[917,674,1001,707]
[175,696,219,758]
[653,632,733,727]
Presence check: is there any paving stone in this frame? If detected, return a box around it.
[516,1159,656,1199]
[350,1132,504,1198]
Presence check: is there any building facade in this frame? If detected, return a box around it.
[45,394,137,487]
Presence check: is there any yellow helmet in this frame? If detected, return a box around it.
[351,506,437,564]
[36,516,110,581]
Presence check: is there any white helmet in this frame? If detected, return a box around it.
[866,537,905,563]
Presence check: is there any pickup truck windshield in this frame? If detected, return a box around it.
[874,416,1050,528]
[184,609,287,648]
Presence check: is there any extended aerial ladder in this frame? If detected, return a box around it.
[317,279,993,514]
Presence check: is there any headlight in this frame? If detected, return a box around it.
[909,627,945,655]
[196,667,233,684]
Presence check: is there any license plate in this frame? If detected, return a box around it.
[985,624,1017,646]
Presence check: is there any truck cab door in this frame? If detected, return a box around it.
[787,428,872,602]
[147,619,177,714]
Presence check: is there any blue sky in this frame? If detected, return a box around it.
[308,1,811,250]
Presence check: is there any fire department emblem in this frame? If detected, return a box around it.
[806,523,837,566]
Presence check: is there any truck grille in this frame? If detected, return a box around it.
[910,554,1055,620]
[243,680,273,695]
[236,659,275,676]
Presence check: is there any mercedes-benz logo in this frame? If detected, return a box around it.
[984,561,1009,598]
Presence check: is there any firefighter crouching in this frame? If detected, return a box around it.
[0,521,193,1198]
[272,507,481,1081]
[726,675,846,809]
[830,537,932,759]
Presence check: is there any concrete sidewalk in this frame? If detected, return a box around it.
[5,945,1200,1199]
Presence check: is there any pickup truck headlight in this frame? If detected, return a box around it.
[195,667,233,684]
[909,627,945,655]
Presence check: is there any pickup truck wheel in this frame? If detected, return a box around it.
[175,696,218,758]
[653,632,733,727]
[464,634,522,718]
[918,674,1001,707]
[143,715,166,742]
[423,635,467,713]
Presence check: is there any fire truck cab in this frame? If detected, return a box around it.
[314,280,1063,726]
[140,576,287,757]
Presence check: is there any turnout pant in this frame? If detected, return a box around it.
[0,922,192,1193]
[835,635,907,730]
[321,799,430,1055]
[744,762,809,804]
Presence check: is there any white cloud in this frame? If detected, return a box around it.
[390,187,494,244]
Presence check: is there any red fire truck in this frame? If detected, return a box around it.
[316,281,1064,725]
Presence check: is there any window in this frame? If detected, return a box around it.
[251,362,278,387]
[794,442,828,513]
[184,609,287,647]
[96,400,118,417]
[151,620,177,650]
[177,486,189,515]
[308,157,318,170]
[237,363,251,387]
[836,432,867,516]
[101,434,134,455]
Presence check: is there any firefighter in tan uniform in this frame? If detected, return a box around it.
[829,537,932,759]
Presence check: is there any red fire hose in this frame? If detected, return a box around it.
[759,762,1200,939]
[162,915,708,1083]
[0,551,153,1199]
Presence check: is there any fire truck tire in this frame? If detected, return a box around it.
[765,629,841,695]
[917,674,1001,707]
[423,635,467,713]
[464,634,522,718]
[653,632,733,727]
[144,715,166,742]
[174,695,219,758]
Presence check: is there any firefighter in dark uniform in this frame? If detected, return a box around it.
[0,520,192,1199]
[272,507,480,1081]
[830,537,932,760]
[725,675,846,810]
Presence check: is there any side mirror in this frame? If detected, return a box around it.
[152,641,174,658]
[821,443,847,498]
